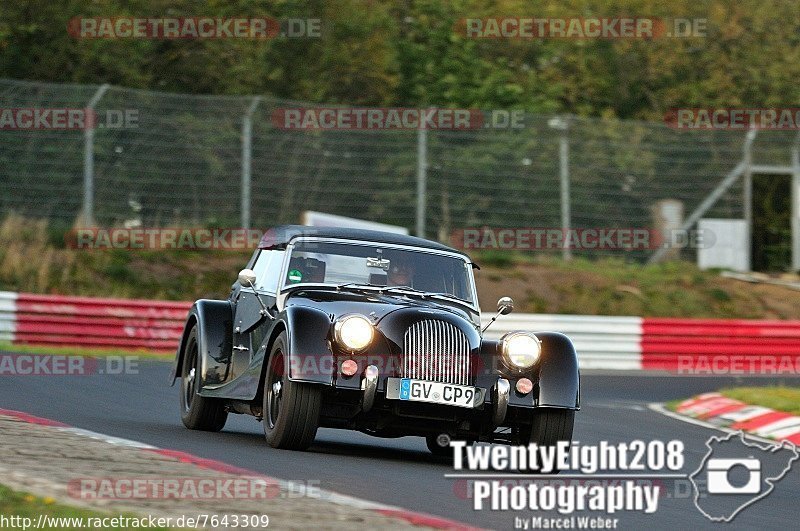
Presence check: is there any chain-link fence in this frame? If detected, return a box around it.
[1,78,797,263]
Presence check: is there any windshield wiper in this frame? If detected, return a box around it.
[381,285,426,295]
[425,292,471,303]
[335,283,384,292]
[339,284,430,298]
[382,286,473,305]
[334,284,473,306]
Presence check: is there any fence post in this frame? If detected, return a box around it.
[549,116,571,260]
[742,126,756,271]
[416,126,428,237]
[791,132,800,272]
[241,97,261,230]
[81,83,109,226]
[647,129,756,265]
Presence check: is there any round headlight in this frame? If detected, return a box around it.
[501,333,541,369]
[334,315,374,351]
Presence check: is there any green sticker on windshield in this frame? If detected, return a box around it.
[288,269,303,283]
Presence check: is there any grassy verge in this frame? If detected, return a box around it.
[0,214,245,301]
[666,387,800,415]
[2,214,799,318]
[665,399,684,412]
[0,484,174,530]
[719,387,800,416]
[0,342,171,361]
[474,253,800,319]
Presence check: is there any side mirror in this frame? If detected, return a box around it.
[497,296,514,315]
[237,268,273,319]
[482,296,514,333]
[238,268,257,288]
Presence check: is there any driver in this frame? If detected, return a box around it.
[387,254,414,287]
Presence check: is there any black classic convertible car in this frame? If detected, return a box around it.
[170,226,579,455]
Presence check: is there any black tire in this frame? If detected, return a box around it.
[426,434,453,457]
[426,435,474,457]
[262,332,322,450]
[516,409,575,474]
[180,325,228,431]
[527,408,574,448]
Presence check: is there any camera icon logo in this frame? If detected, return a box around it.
[706,457,761,494]
[690,431,799,522]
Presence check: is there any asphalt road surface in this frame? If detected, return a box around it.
[1,355,798,530]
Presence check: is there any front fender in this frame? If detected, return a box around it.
[535,331,580,409]
[485,332,580,410]
[284,305,335,384]
[169,299,233,389]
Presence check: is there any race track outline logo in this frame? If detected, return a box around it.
[689,431,799,522]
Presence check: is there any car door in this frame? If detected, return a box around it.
[230,249,285,380]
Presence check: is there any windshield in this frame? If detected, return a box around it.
[282,240,476,305]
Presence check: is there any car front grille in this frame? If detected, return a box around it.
[402,319,471,385]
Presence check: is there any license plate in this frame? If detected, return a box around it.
[398,378,480,408]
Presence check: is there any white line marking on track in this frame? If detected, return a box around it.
[647,402,784,446]
[57,427,157,449]
[586,402,646,411]
[31,419,473,526]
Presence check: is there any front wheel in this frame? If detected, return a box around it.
[180,325,228,431]
[519,408,574,474]
[527,408,574,447]
[262,332,322,450]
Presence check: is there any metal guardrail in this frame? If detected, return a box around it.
[0,292,16,343]
[480,313,643,370]
[2,291,799,372]
[0,291,190,351]
[641,317,800,371]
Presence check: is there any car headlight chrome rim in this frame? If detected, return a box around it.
[500,332,541,369]
[334,314,374,351]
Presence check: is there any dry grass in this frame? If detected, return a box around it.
[0,484,174,530]
[0,214,72,294]
[0,213,247,300]
[475,257,800,319]
[1,214,799,318]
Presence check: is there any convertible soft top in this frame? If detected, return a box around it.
[258,224,469,257]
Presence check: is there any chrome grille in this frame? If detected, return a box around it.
[402,320,471,385]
